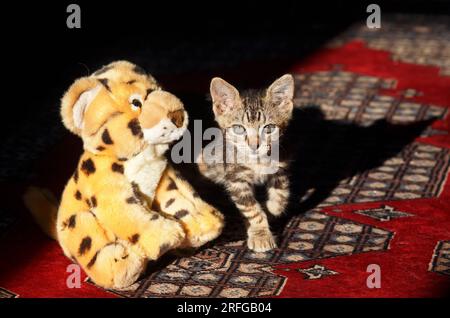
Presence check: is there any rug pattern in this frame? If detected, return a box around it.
[353,205,414,221]
[429,241,450,276]
[85,15,450,298]
[0,287,18,298]
[283,264,339,280]
[294,71,447,125]
[105,211,393,298]
[317,142,449,206]
[1,14,449,298]
[330,14,450,76]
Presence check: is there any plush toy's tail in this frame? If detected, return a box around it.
[23,186,58,240]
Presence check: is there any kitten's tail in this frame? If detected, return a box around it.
[23,186,58,240]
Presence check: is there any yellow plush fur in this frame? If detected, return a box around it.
[24,61,224,289]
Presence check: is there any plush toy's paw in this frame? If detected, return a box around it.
[180,206,224,248]
[247,228,277,252]
[140,217,186,259]
[90,242,147,290]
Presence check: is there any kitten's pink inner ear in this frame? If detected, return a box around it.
[267,74,295,103]
[210,77,239,115]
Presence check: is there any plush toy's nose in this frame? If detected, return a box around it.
[167,110,184,128]
[139,90,185,130]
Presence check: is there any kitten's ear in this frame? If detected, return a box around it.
[266,74,294,112]
[210,77,240,116]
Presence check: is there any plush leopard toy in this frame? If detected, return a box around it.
[24,61,224,289]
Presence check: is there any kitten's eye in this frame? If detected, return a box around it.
[129,94,143,111]
[263,124,277,134]
[232,124,246,135]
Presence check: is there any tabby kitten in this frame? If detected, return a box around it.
[197,75,294,252]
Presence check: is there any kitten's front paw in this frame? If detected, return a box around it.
[266,199,286,217]
[247,228,277,252]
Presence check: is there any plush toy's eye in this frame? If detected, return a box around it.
[129,94,143,111]
[262,124,277,135]
[231,124,246,135]
[132,99,142,108]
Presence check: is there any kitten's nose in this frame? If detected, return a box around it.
[248,136,259,151]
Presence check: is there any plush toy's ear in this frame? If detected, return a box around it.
[266,74,294,113]
[210,77,240,116]
[61,77,103,136]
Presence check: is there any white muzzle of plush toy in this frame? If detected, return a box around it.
[142,111,188,144]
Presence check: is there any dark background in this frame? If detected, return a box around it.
[1,0,449,182]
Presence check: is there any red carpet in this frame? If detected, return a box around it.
[0,15,449,298]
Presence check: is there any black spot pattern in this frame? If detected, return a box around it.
[87,251,98,268]
[78,236,92,256]
[129,183,145,203]
[127,119,143,138]
[99,78,111,92]
[90,196,97,208]
[67,215,76,229]
[165,198,175,208]
[126,197,139,204]
[111,163,124,174]
[174,209,189,219]
[75,190,82,200]
[81,158,96,176]
[101,129,114,145]
[73,169,79,183]
[167,178,177,191]
[129,233,140,244]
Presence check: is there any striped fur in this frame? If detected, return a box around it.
[198,75,294,252]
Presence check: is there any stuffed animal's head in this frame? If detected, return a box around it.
[61,61,188,159]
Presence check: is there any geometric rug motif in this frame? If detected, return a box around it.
[354,205,414,221]
[329,14,450,76]
[294,68,450,206]
[298,264,339,280]
[293,69,450,206]
[104,211,393,298]
[428,240,450,276]
[281,264,339,280]
[318,142,450,206]
[294,71,448,125]
[289,60,449,294]
[0,287,18,298]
